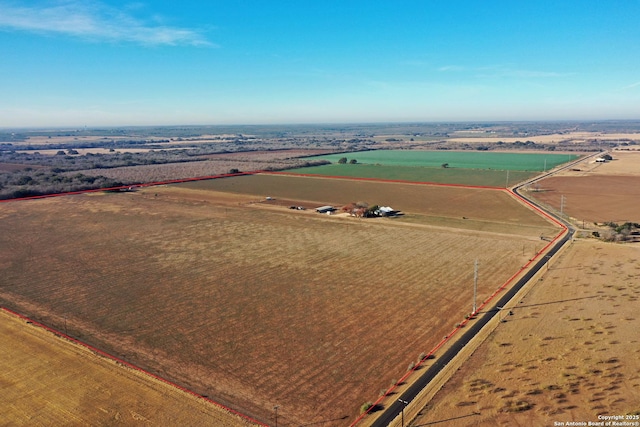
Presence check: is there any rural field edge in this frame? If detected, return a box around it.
[0,306,268,426]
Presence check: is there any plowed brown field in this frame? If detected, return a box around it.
[528,175,640,223]
[0,177,559,425]
[181,174,557,236]
[528,151,640,223]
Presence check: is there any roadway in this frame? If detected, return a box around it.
[369,163,583,427]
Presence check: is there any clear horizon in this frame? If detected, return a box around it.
[2,1,640,127]
[4,118,640,133]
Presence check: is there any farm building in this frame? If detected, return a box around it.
[315,206,337,214]
[341,203,401,218]
[374,206,400,217]
[595,154,613,162]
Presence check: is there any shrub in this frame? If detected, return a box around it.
[360,402,373,414]
[11,188,41,199]
[501,400,533,413]
[14,175,35,186]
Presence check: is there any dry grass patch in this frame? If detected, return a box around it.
[0,309,256,426]
[412,239,640,426]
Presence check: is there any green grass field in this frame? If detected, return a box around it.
[290,150,580,186]
[286,164,536,187]
[305,150,579,171]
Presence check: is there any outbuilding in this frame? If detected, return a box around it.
[315,205,336,214]
[375,206,400,217]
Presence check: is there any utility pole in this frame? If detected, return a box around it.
[398,399,409,427]
[273,405,279,427]
[473,260,479,314]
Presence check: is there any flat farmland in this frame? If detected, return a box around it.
[72,158,303,184]
[306,150,578,171]
[527,152,640,223]
[0,309,257,426]
[200,148,336,160]
[290,150,579,187]
[282,164,536,187]
[0,177,556,425]
[414,239,640,426]
[181,174,558,236]
[446,131,640,144]
[528,175,640,223]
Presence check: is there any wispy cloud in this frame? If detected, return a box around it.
[0,1,213,46]
[437,64,572,78]
[438,65,465,72]
[475,65,573,79]
[623,81,640,90]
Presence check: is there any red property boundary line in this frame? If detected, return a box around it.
[0,307,268,427]
[0,170,264,203]
[263,170,504,190]
[1,168,565,425]
[347,183,568,426]
[0,171,269,426]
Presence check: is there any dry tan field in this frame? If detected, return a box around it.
[412,239,640,426]
[552,151,640,177]
[0,162,47,172]
[0,176,558,426]
[71,159,296,184]
[18,147,333,157]
[447,131,640,144]
[13,135,171,146]
[200,149,335,160]
[182,174,558,236]
[0,309,258,426]
[13,134,259,148]
[16,147,181,155]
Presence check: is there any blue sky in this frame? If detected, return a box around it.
[1,1,640,127]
